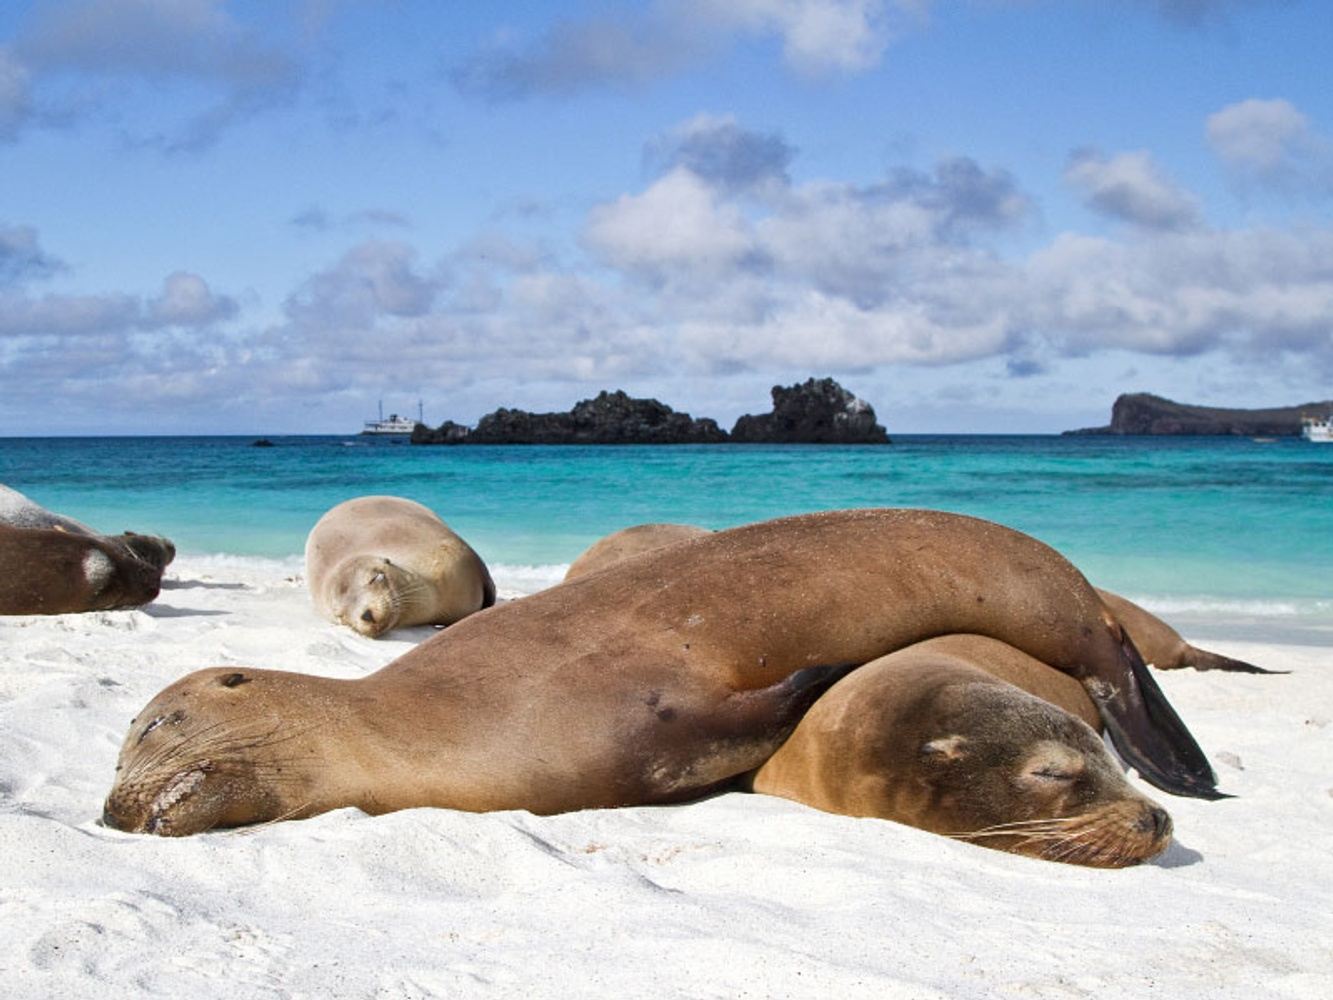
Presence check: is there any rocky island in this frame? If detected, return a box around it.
[730,378,890,444]
[410,378,890,445]
[1066,393,1333,437]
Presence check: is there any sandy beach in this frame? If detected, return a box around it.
[2,556,1331,999]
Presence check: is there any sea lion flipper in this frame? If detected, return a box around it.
[1187,647,1284,675]
[718,663,859,756]
[1091,634,1226,800]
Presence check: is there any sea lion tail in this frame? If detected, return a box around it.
[1092,634,1230,801]
[1185,646,1284,675]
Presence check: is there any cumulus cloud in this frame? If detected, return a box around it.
[1206,98,1333,192]
[145,271,237,327]
[284,241,439,328]
[688,0,895,75]
[12,0,301,150]
[1064,148,1200,230]
[0,270,236,337]
[453,0,907,100]
[1026,228,1333,357]
[644,114,794,193]
[584,168,756,282]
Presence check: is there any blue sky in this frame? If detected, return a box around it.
[1,0,1331,435]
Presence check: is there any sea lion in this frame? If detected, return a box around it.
[564,523,712,581]
[304,496,496,638]
[569,522,1272,678]
[1097,589,1273,674]
[0,483,175,571]
[0,524,165,614]
[750,637,1172,867]
[102,508,1220,837]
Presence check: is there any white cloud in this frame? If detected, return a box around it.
[146,272,237,327]
[644,113,794,193]
[584,167,755,280]
[690,0,896,75]
[1064,149,1200,231]
[453,0,909,100]
[1206,98,1333,192]
[13,0,301,150]
[1027,228,1333,357]
[283,241,441,351]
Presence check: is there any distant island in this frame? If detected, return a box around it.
[1065,393,1333,437]
[411,377,890,445]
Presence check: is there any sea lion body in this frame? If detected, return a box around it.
[0,484,175,571]
[104,508,1219,836]
[750,638,1172,867]
[304,496,495,638]
[565,523,711,581]
[1097,588,1271,674]
[905,634,1102,729]
[0,524,164,614]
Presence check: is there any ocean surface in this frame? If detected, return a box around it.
[3,434,1330,638]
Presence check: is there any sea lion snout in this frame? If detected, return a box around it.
[1139,804,1172,840]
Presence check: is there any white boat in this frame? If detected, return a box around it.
[361,401,422,436]
[1301,415,1333,442]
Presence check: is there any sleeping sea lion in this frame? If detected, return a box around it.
[1097,589,1273,674]
[304,495,495,638]
[0,524,164,614]
[102,508,1221,837]
[0,483,175,571]
[564,523,712,581]
[750,636,1172,867]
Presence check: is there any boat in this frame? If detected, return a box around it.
[1300,415,1333,443]
[361,400,422,436]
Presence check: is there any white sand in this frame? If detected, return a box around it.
[2,557,1331,999]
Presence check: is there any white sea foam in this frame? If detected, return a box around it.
[1122,593,1333,619]
[490,562,570,596]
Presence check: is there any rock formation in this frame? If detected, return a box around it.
[730,378,890,444]
[412,391,726,445]
[409,379,891,445]
[410,420,471,445]
[1066,393,1333,436]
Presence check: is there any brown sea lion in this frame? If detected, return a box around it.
[569,522,1273,678]
[564,523,712,581]
[0,483,175,571]
[0,524,165,614]
[1097,589,1273,674]
[102,508,1220,837]
[750,636,1172,867]
[304,496,495,638]
[901,634,1102,729]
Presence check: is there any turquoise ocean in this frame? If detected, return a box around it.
[2,435,1330,640]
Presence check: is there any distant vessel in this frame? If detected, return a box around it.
[1301,415,1333,443]
[362,400,422,436]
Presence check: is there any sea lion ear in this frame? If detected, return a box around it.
[920,734,969,762]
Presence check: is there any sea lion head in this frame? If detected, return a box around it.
[917,683,1172,867]
[326,555,409,637]
[102,667,332,836]
[82,538,164,610]
[118,531,176,571]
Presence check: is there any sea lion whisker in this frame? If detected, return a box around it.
[955,817,1077,837]
[223,799,315,836]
